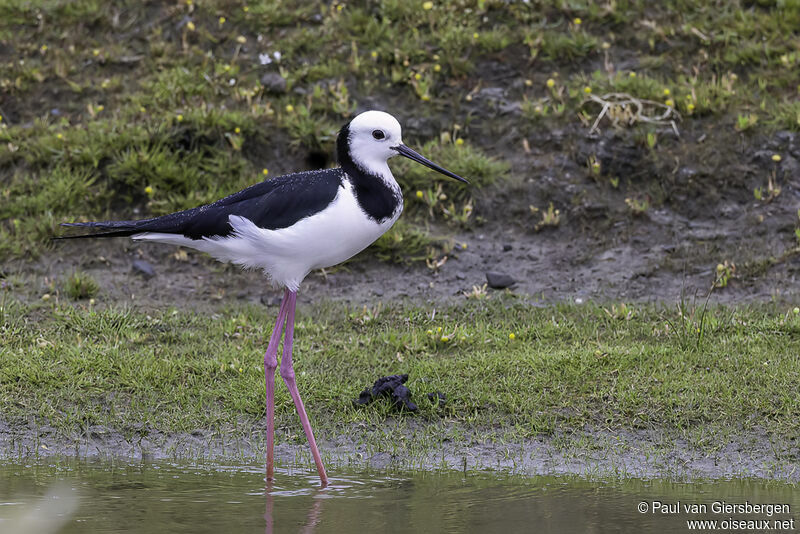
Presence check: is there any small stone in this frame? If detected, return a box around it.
[260,294,281,307]
[502,243,513,252]
[455,272,466,280]
[485,271,516,289]
[373,288,384,297]
[259,72,286,94]
[427,391,446,408]
[131,259,155,278]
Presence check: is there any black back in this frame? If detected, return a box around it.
[62,168,343,239]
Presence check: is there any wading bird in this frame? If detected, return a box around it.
[61,110,468,486]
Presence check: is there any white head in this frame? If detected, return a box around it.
[337,110,468,184]
[340,111,403,175]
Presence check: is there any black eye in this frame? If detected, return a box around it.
[372,129,385,140]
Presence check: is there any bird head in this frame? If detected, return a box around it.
[338,110,468,184]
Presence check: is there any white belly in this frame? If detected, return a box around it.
[133,181,401,291]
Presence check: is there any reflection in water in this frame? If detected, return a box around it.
[0,458,798,534]
[264,468,325,534]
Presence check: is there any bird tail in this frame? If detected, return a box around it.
[56,220,146,239]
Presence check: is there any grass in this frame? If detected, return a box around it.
[2,0,799,260]
[1,296,799,453]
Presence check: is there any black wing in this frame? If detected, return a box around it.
[59,168,344,239]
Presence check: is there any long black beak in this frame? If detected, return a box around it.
[393,144,469,184]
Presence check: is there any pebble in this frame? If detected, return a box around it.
[485,271,516,289]
[259,72,287,94]
[131,259,155,278]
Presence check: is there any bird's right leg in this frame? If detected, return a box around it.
[265,289,291,481]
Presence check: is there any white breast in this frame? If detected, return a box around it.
[133,181,402,291]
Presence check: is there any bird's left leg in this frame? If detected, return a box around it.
[279,290,328,486]
[265,289,290,481]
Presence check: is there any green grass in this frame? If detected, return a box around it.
[2,296,798,451]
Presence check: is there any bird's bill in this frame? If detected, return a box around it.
[392,144,469,184]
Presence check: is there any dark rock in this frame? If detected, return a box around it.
[131,259,155,278]
[373,288,384,297]
[485,271,516,289]
[260,294,281,307]
[353,374,417,412]
[502,243,513,252]
[427,391,446,409]
[260,72,287,94]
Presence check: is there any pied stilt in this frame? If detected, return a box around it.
[60,110,468,486]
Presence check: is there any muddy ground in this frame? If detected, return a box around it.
[3,418,798,481]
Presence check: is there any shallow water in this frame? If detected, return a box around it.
[0,459,797,533]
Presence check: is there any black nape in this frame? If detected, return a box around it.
[306,150,329,169]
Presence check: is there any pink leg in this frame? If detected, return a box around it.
[265,290,290,481]
[280,290,328,486]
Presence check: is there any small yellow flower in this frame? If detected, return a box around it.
[665,99,674,107]
[92,49,100,57]
[414,73,422,81]
[236,35,247,44]
[370,50,378,59]
[234,127,241,134]
[465,94,472,102]
[426,329,433,335]
[40,44,48,53]
[472,32,479,39]
[243,5,249,12]
[285,104,294,113]
[546,78,555,88]
[524,79,532,87]
[218,16,226,25]
[663,88,671,96]
[144,186,154,196]
[139,106,146,113]
[583,86,592,94]
[437,327,442,333]
[440,336,449,343]
[602,41,610,49]
[455,138,464,146]
[573,17,582,25]
[509,333,516,340]
[415,190,424,199]
[629,71,636,78]
[422,1,433,9]
[433,64,441,72]
[56,133,63,139]
[186,0,192,5]
[772,154,781,162]
[238,367,243,373]
[0,115,3,122]
[687,103,695,112]
[421,94,430,101]
[41,293,51,301]
[186,21,196,31]
[262,168,269,176]
[793,307,799,315]
[433,54,440,61]
[96,105,104,112]
[176,114,184,121]
[336,3,343,10]
[461,243,467,250]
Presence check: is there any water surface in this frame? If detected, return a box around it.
[0,458,797,533]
